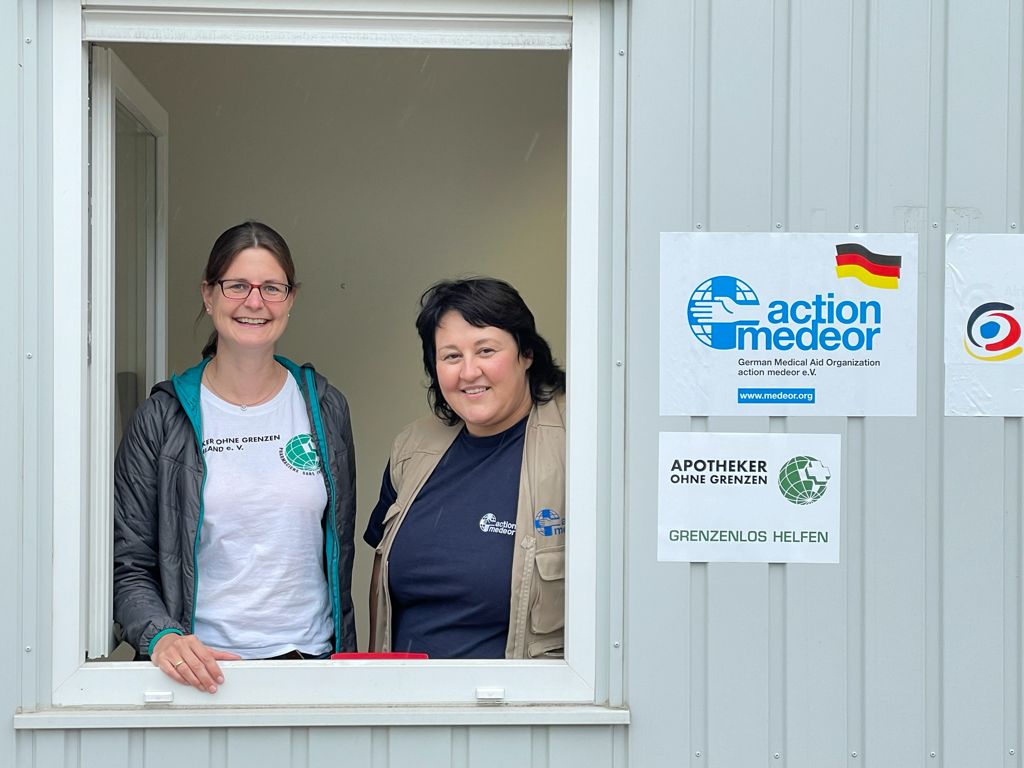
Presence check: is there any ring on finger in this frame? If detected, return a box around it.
[172,659,185,668]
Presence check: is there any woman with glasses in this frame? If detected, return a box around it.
[113,221,356,694]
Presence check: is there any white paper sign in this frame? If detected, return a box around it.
[945,233,1024,416]
[660,232,918,416]
[658,432,841,563]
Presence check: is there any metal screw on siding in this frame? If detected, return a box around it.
[694,752,702,758]
[618,49,625,56]
[931,222,939,228]
[26,353,32,359]
[1012,223,1018,229]
[774,753,781,760]
[613,641,621,647]
[696,223,703,230]
[775,222,783,229]
[25,646,31,653]
[851,752,858,758]
[615,361,623,368]
[853,224,861,230]
[1010,748,1016,755]
[25,37,32,44]
[930,752,937,758]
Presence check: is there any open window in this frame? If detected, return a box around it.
[47,0,608,714]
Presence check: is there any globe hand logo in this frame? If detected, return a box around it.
[687,276,761,350]
[690,295,761,325]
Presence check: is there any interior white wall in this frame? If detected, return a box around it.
[109,43,568,648]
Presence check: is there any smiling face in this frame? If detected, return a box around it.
[434,310,534,437]
[201,247,294,357]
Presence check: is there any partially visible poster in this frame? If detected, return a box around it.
[945,233,1024,416]
[658,432,841,563]
[660,232,918,416]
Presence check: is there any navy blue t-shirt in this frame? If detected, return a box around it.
[364,416,527,658]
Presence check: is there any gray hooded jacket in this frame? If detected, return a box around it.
[113,355,357,657]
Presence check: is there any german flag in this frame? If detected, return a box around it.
[834,243,902,289]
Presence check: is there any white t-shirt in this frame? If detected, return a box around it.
[193,374,333,659]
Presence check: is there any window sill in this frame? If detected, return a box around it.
[14,704,630,730]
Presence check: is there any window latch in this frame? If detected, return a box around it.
[475,687,505,704]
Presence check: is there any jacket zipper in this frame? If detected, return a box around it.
[305,367,342,651]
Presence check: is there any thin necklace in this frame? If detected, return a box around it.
[205,363,282,411]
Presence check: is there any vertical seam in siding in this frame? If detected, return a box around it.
[688,0,712,764]
[1005,418,1022,767]
[927,0,949,763]
[847,0,870,761]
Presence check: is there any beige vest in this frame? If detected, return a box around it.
[371,394,566,658]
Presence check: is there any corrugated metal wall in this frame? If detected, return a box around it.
[9,1,1024,766]
[17,727,628,767]
[627,0,1022,767]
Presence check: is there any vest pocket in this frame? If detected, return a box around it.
[527,636,564,659]
[529,547,565,635]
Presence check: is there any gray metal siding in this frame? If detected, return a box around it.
[19,727,627,767]
[10,0,1024,767]
[628,1,1022,767]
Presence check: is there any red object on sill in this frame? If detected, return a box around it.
[330,652,429,660]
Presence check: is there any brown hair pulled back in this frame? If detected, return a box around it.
[197,221,297,359]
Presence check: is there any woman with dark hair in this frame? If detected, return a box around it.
[365,277,566,659]
[114,221,357,693]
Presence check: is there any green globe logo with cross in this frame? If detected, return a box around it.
[283,433,321,472]
[778,455,831,505]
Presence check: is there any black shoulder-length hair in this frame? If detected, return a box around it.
[416,277,566,425]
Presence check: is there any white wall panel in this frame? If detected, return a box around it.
[627,1,1024,768]
[2,0,26,766]
[466,726,534,768]
[548,726,617,766]
[308,727,373,765]
[946,0,1010,229]
[142,729,212,768]
[707,0,774,230]
[943,419,1006,765]
[623,1,695,766]
[706,565,771,765]
[387,727,452,765]
[226,729,294,768]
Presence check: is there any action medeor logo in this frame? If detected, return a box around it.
[687,275,761,350]
[534,508,564,536]
[280,433,321,473]
[479,513,515,536]
[964,301,1023,362]
[778,455,831,505]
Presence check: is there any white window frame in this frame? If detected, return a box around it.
[47,0,607,714]
[88,45,170,660]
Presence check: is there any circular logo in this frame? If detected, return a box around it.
[479,513,498,532]
[687,276,760,350]
[778,455,831,505]
[534,508,564,536]
[283,433,321,472]
[964,301,1022,361]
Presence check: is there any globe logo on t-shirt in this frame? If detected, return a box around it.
[281,433,321,472]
